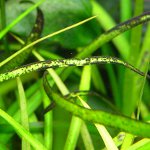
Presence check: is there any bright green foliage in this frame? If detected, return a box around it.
[0,0,150,150]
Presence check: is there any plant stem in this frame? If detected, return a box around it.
[122,0,144,115]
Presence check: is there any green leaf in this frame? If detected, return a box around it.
[5,0,101,48]
[0,108,47,150]
[0,0,45,38]
[17,77,30,150]
[43,73,150,138]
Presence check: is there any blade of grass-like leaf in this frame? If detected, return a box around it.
[137,23,150,68]
[0,16,96,68]
[127,139,150,150]
[33,51,53,149]
[34,51,94,150]
[43,76,150,138]
[80,123,94,150]
[136,61,149,120]
[64,66,93,150]
[120,0,132,22]
[0,109,47,150]
[79,0,129,59]
[0,75,40,119]
[32,50,68,149]
[130,0,143,55]
[123,23,150,115]
[78,3,150,59]
[0,89,42,143]
[65,116,83,150]
[16,91,42,120]
[17,77,30,150]
[5,80,41,117]
[0,0,45,39]
[120,0,132,39]
[95,125,118,150]
[120,0,132,21]
[78,96,118,150]
[77,67,93,150]
[43,93,53,150]
[122,0,144,115]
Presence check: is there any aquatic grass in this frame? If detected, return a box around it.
[0,1,150,149]
[0,108,47,150]
[122,0,145,116]
[120,0,132,39]
[64,66,92,150]
[0,16,96,68]
[78,96,118,150]
[17,77,30,150]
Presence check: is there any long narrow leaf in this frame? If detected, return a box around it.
[0,109,47,150]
